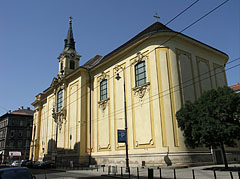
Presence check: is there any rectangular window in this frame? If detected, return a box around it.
[19,130,23,137]
[18,140,22,148]
[135,61,146,87]
[57,89,63,112]
[26,140,30,147]
[100,79,108,101]
[20,121,23,126]
[10,130,15,137]
[27,130,31,138]
[10,140,14,147]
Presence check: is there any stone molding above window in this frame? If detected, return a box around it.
[132,82,150,99]
[97,72,109,83]
[131,52,147,66]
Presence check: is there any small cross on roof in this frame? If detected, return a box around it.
[154,13,160,22]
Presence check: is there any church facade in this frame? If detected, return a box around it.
[31,18,239,167]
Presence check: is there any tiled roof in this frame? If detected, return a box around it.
[83,21,227,70]
[230,83,240,92]
[82,55,102,69]
[92,22,173,67]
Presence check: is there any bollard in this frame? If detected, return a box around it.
[121,167,123,176]
[159,168,162,179]
[108,166,110,175]
[173,169,176,179]
[128,167,131,178]
[102,166,104,172]
[97,165,98,172]
[213,170,217,179]
[148,168,154,179]
[137,167,139,179]
[229,171,233,179]
[192,169,195,179]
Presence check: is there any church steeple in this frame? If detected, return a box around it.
[64,17,75,52]
[57,17,81,76]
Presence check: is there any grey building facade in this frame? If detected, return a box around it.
[0,107,33,163]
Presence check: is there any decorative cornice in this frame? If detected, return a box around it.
[98,72,109,83]
[132,82,150,99]
[52,107,67,132]
[98,98,109,111]
[131,52,147,66]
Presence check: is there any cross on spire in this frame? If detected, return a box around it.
[154,13,160,22]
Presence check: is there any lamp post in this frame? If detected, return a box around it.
[115,68,130,173]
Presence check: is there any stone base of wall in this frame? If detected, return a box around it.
[38,150,240,168]
[91,151,240,168]
[40,153,89,167]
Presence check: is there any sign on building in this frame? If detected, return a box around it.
[117,130,126,143]
[9,151,21,156]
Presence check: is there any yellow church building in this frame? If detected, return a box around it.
[31,18,238,167]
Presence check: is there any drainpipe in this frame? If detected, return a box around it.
[88,72,92,166]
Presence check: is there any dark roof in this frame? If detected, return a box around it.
[63,17,76,53]
[82,55,102,69]
[92,22,173,68]
[81,21,227,70]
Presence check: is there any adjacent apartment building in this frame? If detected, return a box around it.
[31,18,239,167]
[0,107,33,163]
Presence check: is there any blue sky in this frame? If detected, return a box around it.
[0,0,239,115]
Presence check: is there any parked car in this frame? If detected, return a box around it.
[10,161,21,167]
[0,167,36,179]
[40,161,55,169]
[21,160,33,168]
[32,161,41,168]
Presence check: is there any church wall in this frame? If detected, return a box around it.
[31,29,231,167]
[89,35,229,167]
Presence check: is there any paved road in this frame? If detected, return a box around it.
[29,164,240,179]
[30,169,109,179]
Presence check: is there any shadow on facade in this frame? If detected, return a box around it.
[41,138,94,167]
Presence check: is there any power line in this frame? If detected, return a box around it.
[165,0,200,26]
[32,60,240,143]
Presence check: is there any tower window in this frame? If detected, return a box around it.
[70,60,75,70]
[135,61,146,87]
[57,89,63,112]
[60,62,63,71]
[100,79,107,101]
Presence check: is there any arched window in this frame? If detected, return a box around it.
[135,61,146,87]
[57,89,63,112]
[100,79,107,101]
[70,60,75,70]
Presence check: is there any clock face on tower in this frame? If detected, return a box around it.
[71,53,75,58]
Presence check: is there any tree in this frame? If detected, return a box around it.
[176,86,240,168]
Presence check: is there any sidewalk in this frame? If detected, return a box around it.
[67,164,240,179]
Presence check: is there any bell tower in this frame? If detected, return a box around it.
[57,17,81,76]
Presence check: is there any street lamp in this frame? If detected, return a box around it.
[115,68,130,173]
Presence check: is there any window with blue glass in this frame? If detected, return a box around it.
[100,79,107,101]
[57,89,63,112]
[135,61,146,87]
